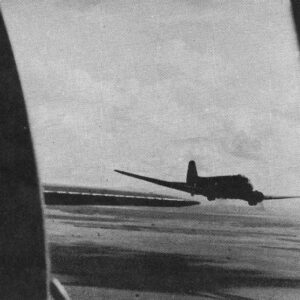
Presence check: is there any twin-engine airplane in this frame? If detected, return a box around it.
[115,161,300,206]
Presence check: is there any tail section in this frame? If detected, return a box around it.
[186,160,198,185]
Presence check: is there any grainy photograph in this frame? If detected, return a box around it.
[1,0,300,299]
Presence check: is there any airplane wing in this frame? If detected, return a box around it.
[263,195,300,200]
[43,184,199,207]
[115,170,193,194]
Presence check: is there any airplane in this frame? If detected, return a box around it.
[115,161,300,206]
[1,1,300,299]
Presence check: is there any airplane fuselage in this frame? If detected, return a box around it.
[187,175,264,205]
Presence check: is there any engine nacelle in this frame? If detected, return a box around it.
[247,191,264,206]
[248,200,257,206]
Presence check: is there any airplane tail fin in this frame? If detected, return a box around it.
[186,160,198,184]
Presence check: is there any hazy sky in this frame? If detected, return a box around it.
[2,0,300,200]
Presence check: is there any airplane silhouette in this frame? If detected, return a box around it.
[115,161,300,206]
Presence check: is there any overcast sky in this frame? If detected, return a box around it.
[1,0,300,202]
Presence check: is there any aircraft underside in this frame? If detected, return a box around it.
[198,190,264,206]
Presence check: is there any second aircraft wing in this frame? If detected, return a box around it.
[115,169,192,193]
[262,195,300,200]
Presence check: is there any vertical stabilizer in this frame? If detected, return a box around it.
[186,160,198,184]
